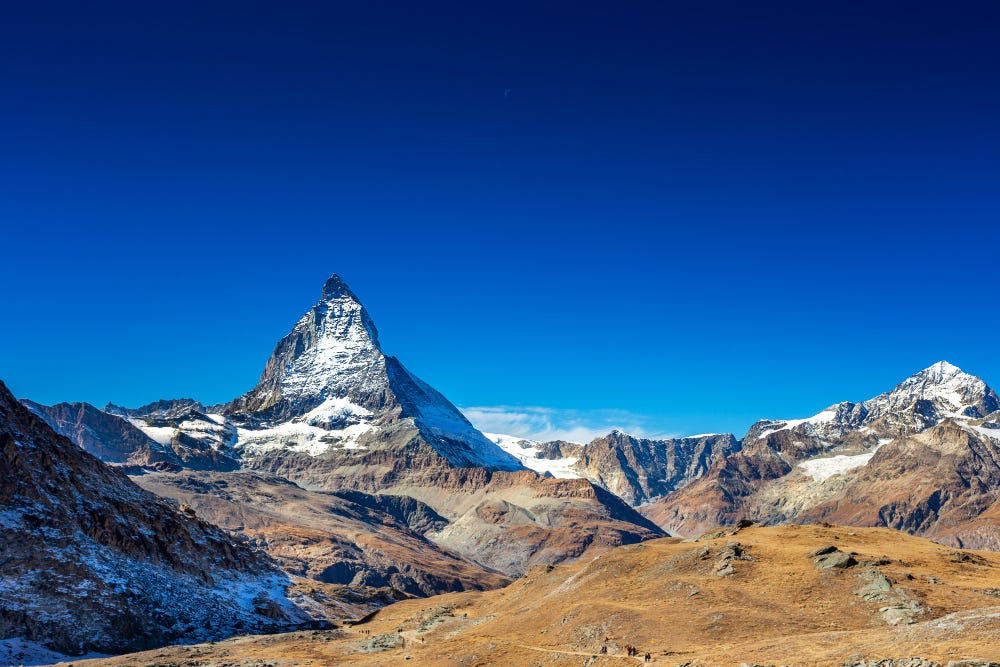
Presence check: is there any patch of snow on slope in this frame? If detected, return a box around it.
[129,419,174,445]
[178,417,236,448]
[237,397,376,455]
[798,439,892,481]
[484,432,581,479]
[957,422,1000,442]
[278,299,384,404]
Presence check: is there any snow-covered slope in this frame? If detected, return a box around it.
[484,432,583,478]
[741,361,1000,475]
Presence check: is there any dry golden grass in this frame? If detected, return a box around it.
[52,525,1000,666]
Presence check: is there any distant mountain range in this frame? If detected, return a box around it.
[485,359,1000,550]
[9,273,1000,661]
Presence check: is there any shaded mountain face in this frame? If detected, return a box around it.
[643,362,1000,544]
[570,431,740,506]
[0,381,313,656]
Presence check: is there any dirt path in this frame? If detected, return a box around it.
[517,643,649,662]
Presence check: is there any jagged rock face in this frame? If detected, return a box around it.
[572,431,740,506]
[741,361,1000,451]
[22,400,180,467]
[643,362,1000,542]
[865,360,1000,427]
[0,381,311,656]
[131,471,510,598]
[642,439,793,535]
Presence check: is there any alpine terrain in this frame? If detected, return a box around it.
[21,275,663,594]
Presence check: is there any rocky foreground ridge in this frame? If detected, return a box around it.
[0,381,316,657]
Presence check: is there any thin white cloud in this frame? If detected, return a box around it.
[460,405,677,443]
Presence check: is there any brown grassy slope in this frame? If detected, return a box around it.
[51,525,1000,666]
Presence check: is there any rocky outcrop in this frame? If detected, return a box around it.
[0,380,312,656]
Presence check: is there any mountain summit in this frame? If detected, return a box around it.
[226,273,387,420]
[225,274,520,470]
[868,360,1000,425]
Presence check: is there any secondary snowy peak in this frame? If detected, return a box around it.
[866,360,999,422]
[747,361,998,444]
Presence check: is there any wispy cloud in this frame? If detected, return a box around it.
[460,405,677,443]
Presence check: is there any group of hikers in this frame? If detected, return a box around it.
[600,636,652,661]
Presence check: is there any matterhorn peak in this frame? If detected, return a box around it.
[321,273,360,302]
[224,274,387,419]
[222,274,522,470]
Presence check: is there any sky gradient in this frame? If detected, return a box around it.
[2,1,999,440]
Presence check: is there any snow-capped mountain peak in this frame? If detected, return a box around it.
[222,274,522,470]
[869,360,999,421]
[225,274,387,420]
[747,361,1000,447]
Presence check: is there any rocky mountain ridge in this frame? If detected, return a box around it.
[489,429,740,506]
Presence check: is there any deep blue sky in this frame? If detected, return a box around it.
[2,1,998,439]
